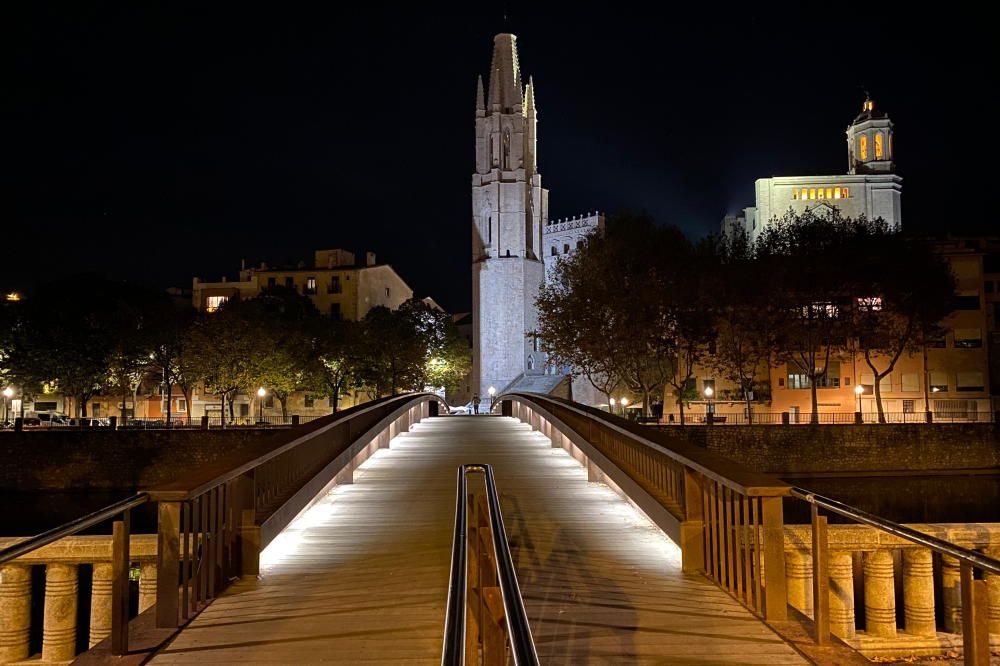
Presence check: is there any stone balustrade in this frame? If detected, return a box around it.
[0,535,156,664]
[783,523,1000,658]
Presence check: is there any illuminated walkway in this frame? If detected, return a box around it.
[150,416,806,665]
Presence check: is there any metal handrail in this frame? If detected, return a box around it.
[0,492,149,565]
[790,487,1000,575]
[441,464,539,666]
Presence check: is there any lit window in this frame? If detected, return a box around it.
[860,135,868,161]
[875,133,884,159]
[817,188,825,200]
[825,187,833,199]
[809,188,816,200]
[793,190,799,200]
[305,277,317,295]
[857,296,882,312]
[842,187,849,198]
[833,188,841,199]
[788,374,811,389]
[205,295,228,313]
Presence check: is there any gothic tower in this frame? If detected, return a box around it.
[472,33,549,401]
[846,95,895,175]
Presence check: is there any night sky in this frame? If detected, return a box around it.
[7,5,995,312]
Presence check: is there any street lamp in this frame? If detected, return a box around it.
[620,397,629,416]
[608,397,616,413]
[855,384,864,413]
[257,387,266,424]
[703,386,714,424]
[487,386,496,411]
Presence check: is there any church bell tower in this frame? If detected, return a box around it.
[471,33,549,401]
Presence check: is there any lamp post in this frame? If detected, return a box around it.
[620,397,629,417]
[608,397,616,414]
[257,387,266,425]
[2,387,12,425]
[487,386,496,412]
[854,384,864,424]
[703,386,714,424]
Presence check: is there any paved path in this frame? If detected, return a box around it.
[150,416,807,665]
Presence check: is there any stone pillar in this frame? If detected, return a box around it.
[89,563,113,647]
[0,564,31,663]
[829,551,856,639]
[985,547,999,636]
[940,554,962,633]
[139,562,158,613]
[42,563,78,662]
[785,550,813,616]
[902,548,937,637]
[864,550,897,637]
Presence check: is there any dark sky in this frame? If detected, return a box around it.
[7,5,995,312]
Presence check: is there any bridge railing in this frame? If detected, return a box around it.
[0,392,445,664]
[441,464,538,666]
[498,393,1000,665]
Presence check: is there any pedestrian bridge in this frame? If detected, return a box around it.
[1,393,996,665]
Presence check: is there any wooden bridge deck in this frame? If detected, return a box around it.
[150,416,807,665]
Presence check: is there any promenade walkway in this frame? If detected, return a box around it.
[149,416,806,665]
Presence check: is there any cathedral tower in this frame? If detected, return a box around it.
[472,33,549,401]
[846,95,895,175]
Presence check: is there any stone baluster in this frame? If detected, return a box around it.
[0,564,32,663]
[863,550,896,637]
[785,549,813,616]
[828,551,856,638]
[902,548,937,637]
[940,554,962,633]
[89,563,113,647]
[139,561,158,612]
[986,547,999,636]
[42,563,78,662]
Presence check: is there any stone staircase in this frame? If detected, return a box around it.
[501,372,570,396]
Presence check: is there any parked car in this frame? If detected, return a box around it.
[68,417,108,427]
[34,412,71,427]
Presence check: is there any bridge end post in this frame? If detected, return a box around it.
[680,468,705,574]
[761,496,788,621]
[500,400,512,417]
[155,501,181,628]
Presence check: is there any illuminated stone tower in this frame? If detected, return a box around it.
[471,33,548,401]
[846,95,895,175]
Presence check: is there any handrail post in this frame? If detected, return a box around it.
[960,562,989,666]
[810,505,830,645]
[761,496,788,621]
[681,467,705,574]
[111,511,131,655]
[156,501,181,628]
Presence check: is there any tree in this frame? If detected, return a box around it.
[425,319,472,395]
[314,319,358,412]
[847,231,956,421]
[354,301,438,397]
[705,229,781,422]
[147,299,197,424]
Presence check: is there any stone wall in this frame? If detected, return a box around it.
[0,429,283,491]
[650,424,1000,475]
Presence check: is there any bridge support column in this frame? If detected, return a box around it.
[785,550,814,617]
[42,563,78,662]
[156,502,181,627]
[828,551,856,639]
[941,554,962,633]
[139,562,158,613]
[0,564,31,663]
[864,550,897,637]
[986,547,1000,635]
[902,548,936,637]
[89,563,113,647]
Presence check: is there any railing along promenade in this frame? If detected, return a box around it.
[652,411,994,425]
[0,393,445,664]
[499,392,1000,665]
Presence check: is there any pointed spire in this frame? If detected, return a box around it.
[487,33,522,112]
[524,76,536,116]
[476,75,485,116]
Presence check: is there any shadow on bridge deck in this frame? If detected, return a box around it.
[149,416,806,665]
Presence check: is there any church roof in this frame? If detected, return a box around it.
[487,33,523,111]
[852,96,888,124]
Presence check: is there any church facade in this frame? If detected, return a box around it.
[471,34,603,402]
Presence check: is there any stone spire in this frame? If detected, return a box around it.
[487,33,522,112]
[524,76,536,116]
[476,75,485,117]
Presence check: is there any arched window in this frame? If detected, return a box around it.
[502,128,511,170]
[527,355,534,371]
[875,133,884,160]
[859,135,868,161]
[563,243,570,254]
[550,246,558,256]
[577,240,584,250]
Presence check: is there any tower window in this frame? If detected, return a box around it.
[563,243,570,254]
[502,129,511,170]
[859,135,868,161]
[875,133,884,159]
[550,246,557,256]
